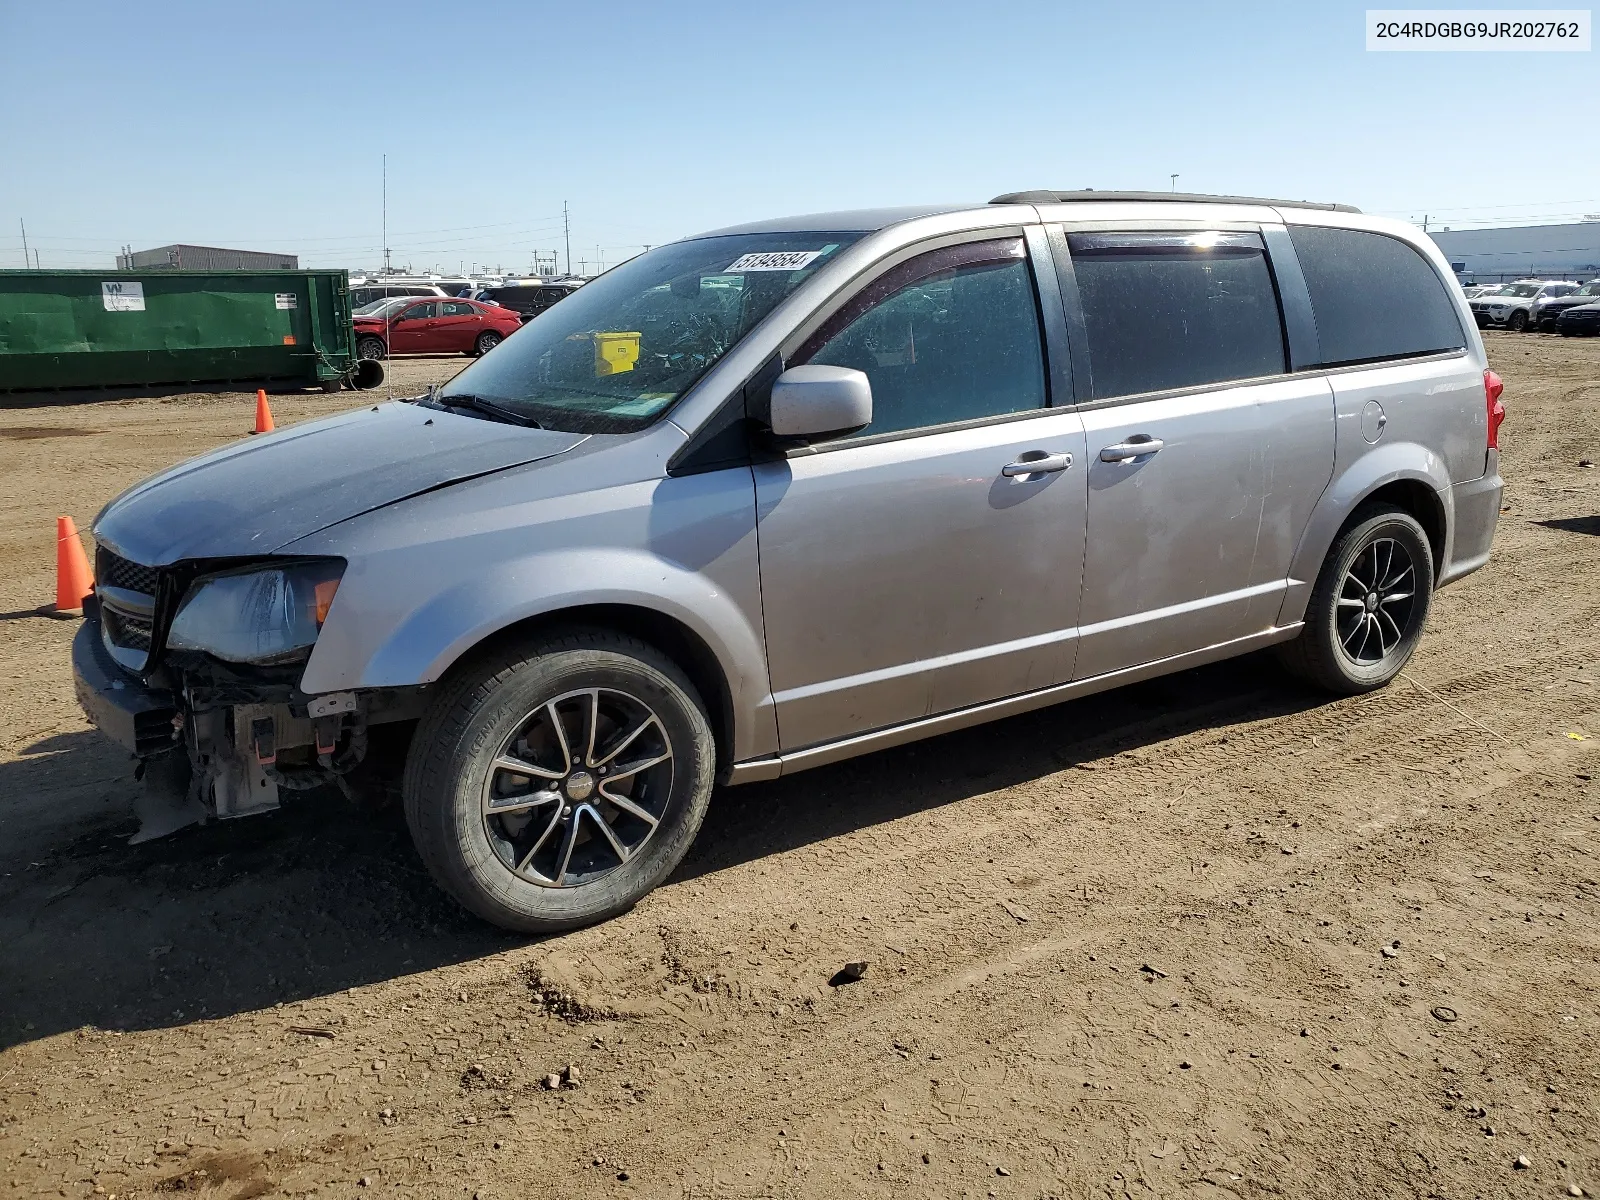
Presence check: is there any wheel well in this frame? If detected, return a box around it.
[472,605,736,774]
[1359,479,1446,576]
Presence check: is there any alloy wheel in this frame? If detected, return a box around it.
[480,688,674,888]
[1335,536,1417,665]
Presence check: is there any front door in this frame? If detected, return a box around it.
[388,301,439,353]
[1059,229,1335,679]
[755,237,1088,752]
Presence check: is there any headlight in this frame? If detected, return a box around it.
[167,560,345,664]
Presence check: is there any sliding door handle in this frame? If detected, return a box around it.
[1099,437,1165,463]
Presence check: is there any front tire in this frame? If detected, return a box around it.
[402,629,716,933]
[1508,310,1529,332]
[1276,503,1434,694]
[356,336,388,361]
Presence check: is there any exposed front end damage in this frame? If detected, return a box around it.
[73,549,424,842]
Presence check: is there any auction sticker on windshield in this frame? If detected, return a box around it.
[725,251,824,272]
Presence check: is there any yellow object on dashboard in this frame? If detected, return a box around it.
[594,331,641,376]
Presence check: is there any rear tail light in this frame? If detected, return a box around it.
[1484,369,1505,451]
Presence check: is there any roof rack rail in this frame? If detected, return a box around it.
[990,189,1361,214]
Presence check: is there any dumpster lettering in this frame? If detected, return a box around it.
[100,281,145,312]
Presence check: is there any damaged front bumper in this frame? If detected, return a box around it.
[73,617,181,757]
[73,613,421,837]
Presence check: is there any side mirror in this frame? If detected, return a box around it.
[768,365,872,439]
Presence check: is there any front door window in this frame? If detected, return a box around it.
[794,238,1049,435]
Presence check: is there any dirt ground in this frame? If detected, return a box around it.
[1,336,1598,1200]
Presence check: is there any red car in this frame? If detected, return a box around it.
[353,298,522,360]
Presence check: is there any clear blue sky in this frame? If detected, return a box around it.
[2,0,1595,274]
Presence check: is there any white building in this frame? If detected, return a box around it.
[1429,220,1600,281]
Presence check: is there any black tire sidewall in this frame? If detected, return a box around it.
[404,637,714,933]
[1309,507,1434,691]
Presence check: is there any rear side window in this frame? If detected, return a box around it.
[1068,231,1286,400]
[1287,225,1465,367]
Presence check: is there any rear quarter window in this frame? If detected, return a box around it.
[1287,226,1465,367]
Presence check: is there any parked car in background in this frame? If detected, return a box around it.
[1469,280,1582,331]
[349,282,449,308]
[1533,280,1600,330]
[1460,283,1494,299]
[471,280,585,322]
[353,298,522,359]
[1556,300,1600,336]
[75,191,1501,932]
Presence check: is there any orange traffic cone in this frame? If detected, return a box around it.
[253,389,275,434]
[48,516,94,618]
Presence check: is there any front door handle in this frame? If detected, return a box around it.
[1002,451,1074,478]
[1100,437,1165,462]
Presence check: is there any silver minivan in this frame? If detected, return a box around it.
[75,191,1505,931]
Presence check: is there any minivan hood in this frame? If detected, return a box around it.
[95,402,587,565]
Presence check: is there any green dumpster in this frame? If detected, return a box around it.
[0,269,375,393]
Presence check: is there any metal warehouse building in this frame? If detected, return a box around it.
[115,244,298,271]
[1429,221,1600,282]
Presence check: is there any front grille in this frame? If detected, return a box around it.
[108,610,153,651]
[95,546,162,668]
[98,548,161,596]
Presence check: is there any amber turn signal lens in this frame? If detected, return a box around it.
[313,578,340,626]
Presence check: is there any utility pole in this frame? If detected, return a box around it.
[1423,214,1429,232]
[382,154,391,275]
[34,249,40,270]
[563,201,571,277]
[1170,174,1179,192]
[19,218,28,269]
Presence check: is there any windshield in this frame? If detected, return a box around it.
[1576,282,1600,296]
[1495,284,1540,297]
[355,297,412,318]
[436,232,865,433]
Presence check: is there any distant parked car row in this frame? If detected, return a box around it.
[1464,278,1600,333]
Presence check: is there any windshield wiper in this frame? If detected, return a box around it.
[435,393,542,428]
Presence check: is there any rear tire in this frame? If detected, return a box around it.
[402,629,716,933]
[357,336,388,361]
[473,331,503,357]
[1276,503,1434,695]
